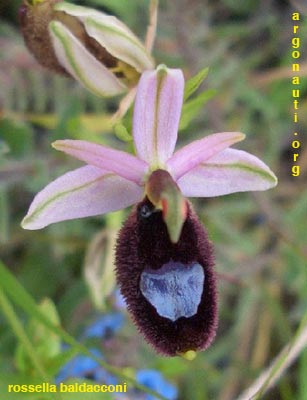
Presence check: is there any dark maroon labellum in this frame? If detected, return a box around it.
[115,198,218,356]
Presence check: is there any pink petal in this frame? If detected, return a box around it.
[52,140,147,185]
[177,148,278,197]
[167,131,246,180]
[133,66,184,167]
[22,166,143,230]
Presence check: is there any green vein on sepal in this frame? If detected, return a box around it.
[21,173,114,229]
[86,18,150,55]
[49,22,122,97]
[204,162,278,185]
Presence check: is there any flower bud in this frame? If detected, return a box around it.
[115,198,218,356]
[19,0,155,97]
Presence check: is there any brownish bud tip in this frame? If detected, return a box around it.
[19,0,68,74]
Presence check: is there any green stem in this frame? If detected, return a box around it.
[236,312,307,400]
[0,289,62,400]
[145,0,159,52]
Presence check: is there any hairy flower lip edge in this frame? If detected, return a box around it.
[115,198,218,356]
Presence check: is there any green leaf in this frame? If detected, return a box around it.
[183,67,209,101]
[180,89,216,130]
[15,299,61,374]
[0,291,59,400]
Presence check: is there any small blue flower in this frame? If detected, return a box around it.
[136,369,177,400]
[84,312,124,339]
[94,368,118,385]
[55,348,102,383]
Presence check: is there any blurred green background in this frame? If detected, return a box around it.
[1,0,307,399]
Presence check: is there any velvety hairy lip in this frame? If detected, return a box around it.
[115,198,218,356]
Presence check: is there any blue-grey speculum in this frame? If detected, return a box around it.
[140,261,205,322]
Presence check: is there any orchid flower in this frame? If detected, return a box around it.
[19,0,155,97]
[22,64,277,233]
[22,65,277,356]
